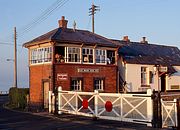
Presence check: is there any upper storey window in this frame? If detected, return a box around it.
[30,47,52,65]
[82,48,93,63]
[96,49,106,64]
[67,47,80,63]
[55,46,116,65]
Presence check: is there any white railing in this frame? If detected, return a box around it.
[54,87,153,126]
[0,91,8,95]
[161,99,178,128]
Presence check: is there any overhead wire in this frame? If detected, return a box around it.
[18,0,70,38]
[1,0,70,49]
[18,0,62,34]
[0,42,22,47]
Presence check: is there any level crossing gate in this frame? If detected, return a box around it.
[49,87,179,128]
[161,99,178,128]
[53,87,153,126]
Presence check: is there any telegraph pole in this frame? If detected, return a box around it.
[14,27,17,88]
[89,4,100,33]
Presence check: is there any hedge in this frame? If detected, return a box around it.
[9,87,29,109]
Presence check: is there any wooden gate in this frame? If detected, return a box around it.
[56,87,153,126]
[161,99,178,128]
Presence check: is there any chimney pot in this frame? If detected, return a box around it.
[141,37,148,44]
[58,16,68,28]
[123,36,130,42]
[61,16,65,20]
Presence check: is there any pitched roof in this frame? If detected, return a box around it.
[114,40,180,66]
[23,28,118,48]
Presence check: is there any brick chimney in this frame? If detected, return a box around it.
[123,36,130,42]
[140,37,148,44]
[58,16,68,28]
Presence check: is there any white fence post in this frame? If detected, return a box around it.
[147,89,153,126]
[58,86,62,114]
[48,91,52,113]
[75,92,78,114]
[52,93,55,113]
[94,90,99,117]
[174,99,177,127]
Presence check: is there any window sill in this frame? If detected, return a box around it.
[30,62,52,66]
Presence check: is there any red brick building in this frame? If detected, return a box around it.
[23,16,119,109]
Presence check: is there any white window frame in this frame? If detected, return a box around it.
[30,47,52,65]
[82,48,94,64]
[30,48,37,64]
[141,67,149,86]
[65,47,80,63]
[94,78,104,91]
[96,49,106,64]
[107,50,116,64]
[71,78,82,91]
[44,47,52,62]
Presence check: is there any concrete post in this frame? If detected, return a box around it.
[94,90,99,117]
[48,91,52,113]
[75,92,78,114]
[147,89,153,126]
[58,86,62,114]
[52,93,55,113]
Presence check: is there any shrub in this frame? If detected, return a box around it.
[9,87,29,109]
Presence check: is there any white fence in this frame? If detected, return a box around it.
[0,91,8,95]
[161,99,178,128]
[53,87,153,126]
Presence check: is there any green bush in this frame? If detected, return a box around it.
[9,87,29,109]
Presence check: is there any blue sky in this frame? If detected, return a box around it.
[0,0,180,91]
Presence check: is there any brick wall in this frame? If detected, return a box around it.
[54,64,117,93]
[29,64,52,106]
[29,63,117,109]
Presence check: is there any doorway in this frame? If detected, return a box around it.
[161,74,166,92]
[43,81,49,109]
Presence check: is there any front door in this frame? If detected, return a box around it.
[43,81,49,109]
[161,74,166,92]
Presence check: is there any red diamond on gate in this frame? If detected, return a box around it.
[105,101,113,112]
[82,99,88,109]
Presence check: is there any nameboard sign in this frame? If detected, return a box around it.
[57,73,68,81]
[78,68,99,73]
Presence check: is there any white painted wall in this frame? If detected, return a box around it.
[168,66,180,90]
[119,62,180,92]
[124,64,159,92]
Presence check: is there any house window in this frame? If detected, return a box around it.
[96,49,106,64]
[94,78,104,91]
[141,67,148,85]
[30,49,37,64]
[82,48,93,63]
[55,46,65,63]
[44,47,52,62]
[67,47,80,63]
[70,78,83,91]
[107,50,115,64]
[30,47,52,64]
[37,48,43,63]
